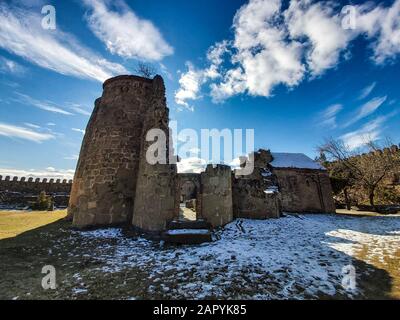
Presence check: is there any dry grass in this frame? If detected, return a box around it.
[336,209,400,217]
[0,210,67,240]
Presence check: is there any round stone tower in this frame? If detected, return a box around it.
[69,75,169,228]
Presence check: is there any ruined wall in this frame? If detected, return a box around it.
[233,179,281,219]
[70,75,159,228]
[198,165,233,227]
[0,176,71,208]
[131,76,179,232]
[273,168,336,213]
[232,150,281,219]
[178,173,200,202]
[0,175,72,194]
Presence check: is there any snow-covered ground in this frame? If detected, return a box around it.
[64,214,400,299]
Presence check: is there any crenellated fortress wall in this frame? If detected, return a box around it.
[0,175,72,194]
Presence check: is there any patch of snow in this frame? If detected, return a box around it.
[166,229,210,235]
[264,186,279,194]
[68,214,400,299]
[261,171,272,177]
[78,228,122,239]
[271,153,325,170]
[72,288,88,294]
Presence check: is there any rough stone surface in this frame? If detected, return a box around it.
[273,168,336,213]
[0,176,72,194]
[198,164,233,228]
[178,173,200,202]
[233,150,281,219]
[66,74,336,233]
[69,75,177,229]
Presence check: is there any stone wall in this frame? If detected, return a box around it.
[198,164,233,228]
[233,150,281,219]
[131,76,179,232]
[178,173,200,202]
[273,168,336,213]
[0,176,71,208]
[70,75,167,228]
[0,175,72,194]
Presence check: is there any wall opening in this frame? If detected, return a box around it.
[179,180,198,221]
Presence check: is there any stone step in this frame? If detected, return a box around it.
[167,219,212,230]
[163,229,212,245]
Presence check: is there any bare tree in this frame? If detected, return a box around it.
[318,138,400,208]
[135,62,157,78]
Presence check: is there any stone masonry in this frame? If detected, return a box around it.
[69,75,176,229]
[233,150,281,219]
[66,74,336,234]
[197,164,233,228]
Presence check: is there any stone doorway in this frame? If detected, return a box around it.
[179,180,198,221]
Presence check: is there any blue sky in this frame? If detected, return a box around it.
[0,0,399,178]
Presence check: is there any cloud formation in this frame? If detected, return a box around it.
[0,2,126,82]
[176,0,400,107]
[14,93,73,115]
[344,96,387,127]
[0,122,55,143]
[319,104,343,129]
[358,82,377,100]
[0,56,26,75]
[83,0,173,61]
[177,157,207,173]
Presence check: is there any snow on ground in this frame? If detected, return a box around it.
[69,214,400,299]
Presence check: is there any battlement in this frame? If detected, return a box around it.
[0,175,72,195]
[0,175,72,184]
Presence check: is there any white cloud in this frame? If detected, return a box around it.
[67,103,92,116]
[340,114,392,150]
[83,0,173,61]
[72,128,86,135]
[23,122,41,129]
[344,96,387,127]
[177,0,400,104]
[174,63,205,109]
[188,147,201,155]
[0,56,26,75]
[285,0,353,76]
[318,103,343,129]
[14,92,73,115]
[358,82,377,100]
[0,2,127,82]
[177,157,207,173]
[64,154,79,161]
[0,122,54,143]
[356,1,400,64]
[0,167,74,180]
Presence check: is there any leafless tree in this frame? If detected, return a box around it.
[135,62,157,78]
[318,138,400,208]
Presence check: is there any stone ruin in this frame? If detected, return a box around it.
[0,176,72,209]
[67,74,335,242]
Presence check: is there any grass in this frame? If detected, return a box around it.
[0,210,67,240]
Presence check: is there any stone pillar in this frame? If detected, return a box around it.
[69,75,157,228]
[199,164,233,228]
[132,76,179,232]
